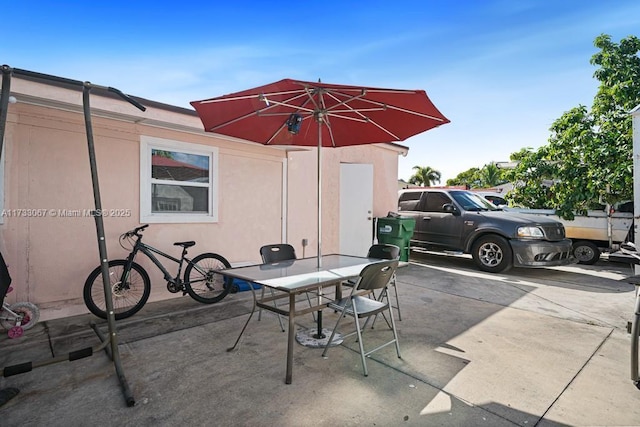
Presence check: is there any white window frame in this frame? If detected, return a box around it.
[140,135,218,223]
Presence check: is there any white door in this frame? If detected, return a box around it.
[340,163,374,256]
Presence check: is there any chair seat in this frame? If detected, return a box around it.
[327,295,387,317]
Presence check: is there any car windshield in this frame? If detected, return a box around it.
[450,191,497,211]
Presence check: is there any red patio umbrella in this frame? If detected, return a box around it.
[191,78,449,342]
[191,78,450,260]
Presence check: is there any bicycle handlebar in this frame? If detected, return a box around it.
[125,224,149,237]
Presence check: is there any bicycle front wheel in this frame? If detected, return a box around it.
[184,253,232,304]
[0,302,40,330]
[83,260,151,320]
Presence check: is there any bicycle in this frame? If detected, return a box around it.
[0,287,40,339]
[0,251,40,338]
[83,224,232,320]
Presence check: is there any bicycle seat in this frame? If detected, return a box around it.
[174,241,196,248]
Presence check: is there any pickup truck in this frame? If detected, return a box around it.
[503,206,633,264]
[397,188,574,273]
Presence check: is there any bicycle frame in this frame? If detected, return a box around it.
[123,237,191,286]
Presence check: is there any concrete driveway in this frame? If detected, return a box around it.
[1,250,639,426]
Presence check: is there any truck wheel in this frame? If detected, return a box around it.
[471,235,513,273]
[572,241,600,265]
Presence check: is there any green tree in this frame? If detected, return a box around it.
[503,147,558,209]
[447,163,507,189]
[446,167,480,188]
[507,34,640,219]
[478,163,506,188]
[409,165,441,187]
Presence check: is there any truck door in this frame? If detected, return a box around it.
[419,191,464,248]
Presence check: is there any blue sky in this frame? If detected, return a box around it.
[3,1,640,183]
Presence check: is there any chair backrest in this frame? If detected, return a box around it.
[260,244,297,263]
[0,251,12,306]
[356,260,399,292]
[367,244,400,260]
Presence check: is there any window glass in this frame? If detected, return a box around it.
[424,192,452,212]
[151,150,209,183]
[450,191,495,211]
[151,184,209,213]
[141,136,218,223]
[398,192,423,211]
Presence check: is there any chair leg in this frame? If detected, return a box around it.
[388,305,402,359]
[370,275,401,328]
[391,275,402,321]
[368,288,392,330]
[257,286,266,321]
[257,286,285,332]
[305,292,317,322]
[353,309,369,377]
[322,308,347,357]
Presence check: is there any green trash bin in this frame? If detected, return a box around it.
[376,216,416,262]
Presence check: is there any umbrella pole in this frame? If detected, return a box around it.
[314,119,326,339]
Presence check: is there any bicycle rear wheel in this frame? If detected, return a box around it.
[184,253,232,304]
[83,260,151,320]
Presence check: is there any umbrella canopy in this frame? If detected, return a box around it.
[191,78,449,341]
[191,78,449,265]
[190,78,449,148]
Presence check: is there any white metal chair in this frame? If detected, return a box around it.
[258,244,316,331]
[366,244,402,322]
[343,244,402,324]
[258,244,295,331]
[322,259,401,377]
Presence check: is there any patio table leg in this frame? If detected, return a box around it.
[286,292,296,384]
[227,284,258,352]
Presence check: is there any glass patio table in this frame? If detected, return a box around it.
[221,254,385,384]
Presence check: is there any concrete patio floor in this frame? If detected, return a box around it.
[1,250,639,426]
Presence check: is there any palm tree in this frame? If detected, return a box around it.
[479,163,505,188]
[409,165,441,187]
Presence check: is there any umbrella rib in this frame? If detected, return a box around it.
[322,89,366,114]
[207,92,311,131]
[197,89,305,104]
[323,117,337,147]
[352,97,447,122]
[257,98,316,116]
[323,90,447,122]
[322,91,403,139]
[264,96,316,145]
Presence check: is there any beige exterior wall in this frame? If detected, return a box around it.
[1,75,406,320]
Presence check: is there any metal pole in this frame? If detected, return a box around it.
[632,106,640,385]
[314,115,325,339]
[82,83,134,406]
[317,117,322,266]
[0,67,143,406]
[0,65,13,157]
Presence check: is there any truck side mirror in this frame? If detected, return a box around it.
[442,203,458,215]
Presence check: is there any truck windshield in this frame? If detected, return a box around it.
[450,191,497,211]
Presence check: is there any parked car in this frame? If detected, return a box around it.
[475,191,508,207]
[397,188,574,273]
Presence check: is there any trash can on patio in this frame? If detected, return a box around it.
[376,215,416,262]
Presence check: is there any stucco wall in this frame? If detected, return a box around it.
[1,101,286,318]
[1,78,405,320]
[286,144,401,257]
